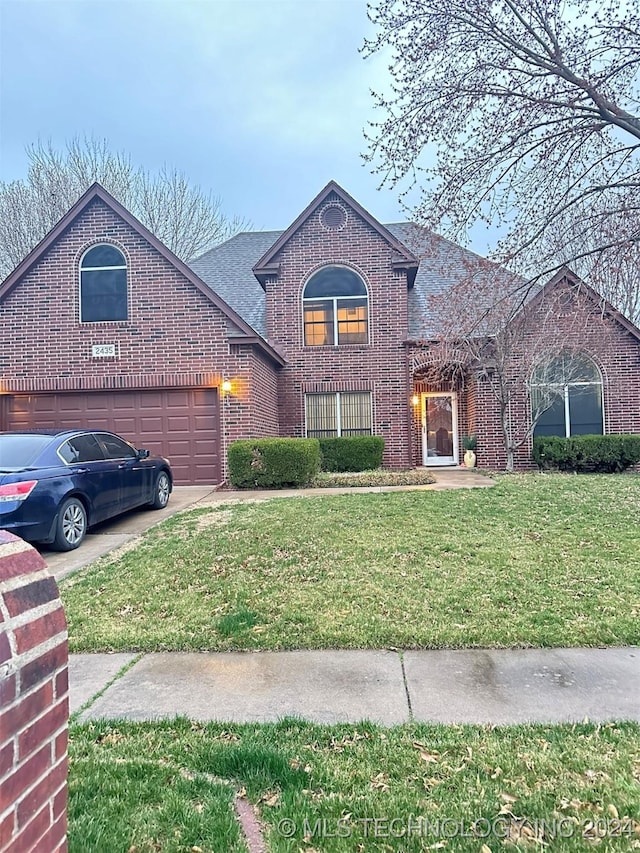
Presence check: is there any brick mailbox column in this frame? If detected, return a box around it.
[0,532,68,852]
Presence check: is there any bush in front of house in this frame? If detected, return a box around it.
[228,438,321,488]
[532,434,640,473]
[318,436,385,472]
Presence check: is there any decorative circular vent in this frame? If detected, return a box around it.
[321,205,346,230]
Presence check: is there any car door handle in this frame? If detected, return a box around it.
[74,468,91,474]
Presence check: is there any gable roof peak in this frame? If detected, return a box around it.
[252,180,418,284]
[0,179,286,366]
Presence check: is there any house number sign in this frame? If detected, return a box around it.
[91,344,117,358]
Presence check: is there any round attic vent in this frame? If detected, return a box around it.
[321,205,346,230]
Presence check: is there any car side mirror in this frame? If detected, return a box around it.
[136,448,150,460]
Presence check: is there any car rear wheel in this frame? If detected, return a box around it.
[150,471,170,509]
[52,497,87,551]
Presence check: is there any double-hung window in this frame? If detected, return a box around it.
[302,266,368,346]
[305,392,372,437]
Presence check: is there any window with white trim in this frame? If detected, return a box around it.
[531,353,603,437]
[302,266,368,346]
[305,392,372,437]
[80,244,128,322]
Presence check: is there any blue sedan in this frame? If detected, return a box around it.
[0,430,173,551]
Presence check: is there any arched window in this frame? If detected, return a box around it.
[302,266,368,346]
[531,353,603,437]
[80,244,128,322]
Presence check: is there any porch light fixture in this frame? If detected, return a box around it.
[221,380,232,393]
[411,394,420,406]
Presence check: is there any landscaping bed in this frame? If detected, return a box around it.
[311,468,435,487]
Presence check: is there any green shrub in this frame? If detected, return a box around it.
[227,438,321,488]
[318,436,385,472]
[533,434,640,473]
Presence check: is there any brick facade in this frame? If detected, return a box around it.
[1,182,639,479]
[409,279,640,470]
[264,192,413,468]
[0,532,68,853]
[0,191,282,483]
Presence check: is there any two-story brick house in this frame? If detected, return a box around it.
[1,180,639,483]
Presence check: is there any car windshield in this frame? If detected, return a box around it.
[0,434,54,470]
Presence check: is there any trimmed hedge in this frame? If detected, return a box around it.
[228,438,321,488]
[533,434,640,473]
[319,436,385,472]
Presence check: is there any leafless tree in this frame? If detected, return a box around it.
[541,205,640,323]
[364,0,640,304]
[0,137,249,279]
[418,266,614,470]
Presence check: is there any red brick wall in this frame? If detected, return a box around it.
[218,344,280,478]
[411,287,640,471]
[265,193,412,467]
[0,198,281,480]
[0,532,68,853]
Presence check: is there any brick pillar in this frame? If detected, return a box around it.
[0,532,68,852]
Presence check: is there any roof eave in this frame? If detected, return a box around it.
[0,182,286,367]
[536,267,640,343]
[229,335,287,366]
[252,180,418,276]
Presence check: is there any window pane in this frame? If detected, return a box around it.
[303,301,334,346]
[564,354,600,383]
[81,268,128,322]
[306,394,338,437]
[304,267,366,298]
[59,434,104,464]
[569,385,603,435]
[337,299,368,344]
[98,434,136,460]
[534,395,566,437]
[532,357,563,386]
[340,392,372,436]
[82,245,126,268]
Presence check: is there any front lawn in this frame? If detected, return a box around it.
[61,474,640,652]
[69,719,640,852]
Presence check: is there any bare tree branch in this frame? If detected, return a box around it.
[364,0,640,316]
[0,136,249,279]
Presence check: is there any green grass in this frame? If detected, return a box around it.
[69,719,640,852]
[61,474,640,652]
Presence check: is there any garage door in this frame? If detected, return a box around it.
[4,388,221,485]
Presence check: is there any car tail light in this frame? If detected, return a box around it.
[0,481,38,502]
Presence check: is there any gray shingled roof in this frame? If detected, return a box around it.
[386,223,523,339]
[189,231,283,337]
[189,224,518,341]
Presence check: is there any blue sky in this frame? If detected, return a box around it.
[0,0,416,232]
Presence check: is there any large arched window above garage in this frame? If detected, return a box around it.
[531,352,603,437]
[80,244,128,323]
[302,266,368,346]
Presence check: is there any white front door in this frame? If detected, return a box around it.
[422,393,458,466]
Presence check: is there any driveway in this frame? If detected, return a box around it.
[42,485,218,581]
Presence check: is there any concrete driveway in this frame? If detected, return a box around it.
[42,485,218,581]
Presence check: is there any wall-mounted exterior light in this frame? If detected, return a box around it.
[411,394,420,406]
[221,380,232,393]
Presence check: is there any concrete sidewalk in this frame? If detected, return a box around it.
[69,646,640,726]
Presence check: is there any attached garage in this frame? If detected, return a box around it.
[4,388,221,485]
